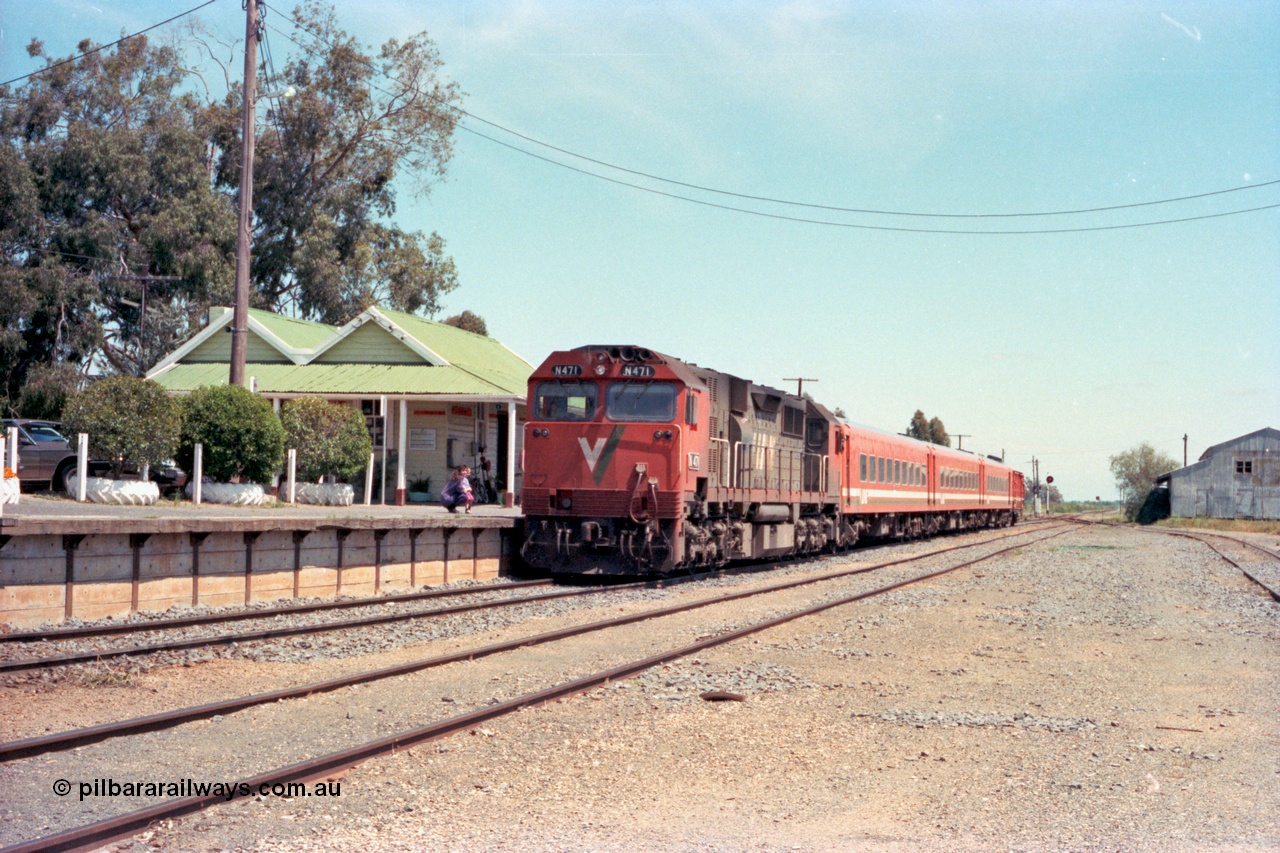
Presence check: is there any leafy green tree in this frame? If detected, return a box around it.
[206,3,463,324]
[905,410,951,446]
[443,310,488,337]
[61,376,181,478]
[1109,442,1178,521]
[0,35,236,394]
[280,397,372,483]
[178,385,285,484]
[1,1,465,397]
[927,416,950,447]
[906,410,931,441]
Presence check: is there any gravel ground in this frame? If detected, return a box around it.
[2,522,1277,852]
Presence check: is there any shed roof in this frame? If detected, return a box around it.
[1196,427,1280,462]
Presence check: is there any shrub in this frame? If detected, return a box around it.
[62,376,181,478]
[279,397,372,483]
[178,385,285,484]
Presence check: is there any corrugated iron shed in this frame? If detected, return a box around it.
[1157,427,1280,519]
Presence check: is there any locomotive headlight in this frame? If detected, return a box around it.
[559,496,573,510]
[654,430,663,440]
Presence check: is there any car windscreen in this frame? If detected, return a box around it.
[534,381,598,421]
[606,382,677,422]
[25,424,67,443]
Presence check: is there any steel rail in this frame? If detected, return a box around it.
[0,578,554,644]
[0,576,696,673]
[0,522,1074,762]
[0,519,1058,672]
[1080,519,1280,601]
[0,526,1072,853]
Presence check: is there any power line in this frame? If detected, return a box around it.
[0,0,221,89]
[260,2,1277,223]
[457,123,1280,235]
[456,110,1280,220]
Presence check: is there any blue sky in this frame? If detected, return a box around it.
[3,1,1277,499]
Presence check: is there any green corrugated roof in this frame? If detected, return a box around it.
[155,358,527,397]
[378,308,531,389]
[248,308,337,349]
[154,306,532,398]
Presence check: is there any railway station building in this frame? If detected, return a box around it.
[147,306,532,506]
[1155,427,1280,520]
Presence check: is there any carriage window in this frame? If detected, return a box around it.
[877,456,885,483]
[535,381,598,421]
[860,454,867,481]
[894,459,901,485]
[606,382,677,422]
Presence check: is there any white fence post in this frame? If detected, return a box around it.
[286,448,297,504]
[5,426,17,474]
[76,433,89,502]
[193,443,203,505]
[364,452,375,505]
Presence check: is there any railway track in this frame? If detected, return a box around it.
[1,523,1078,853]
[1081,520,1280,601]
[0,520,1072,762]
[0,578,555,644]
[0,517,1066,674]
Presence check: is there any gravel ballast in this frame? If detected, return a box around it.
[1,522,1276,852]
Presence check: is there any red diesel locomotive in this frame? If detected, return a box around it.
[520,345,1024,575]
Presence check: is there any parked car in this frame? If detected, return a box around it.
[132,460,187,496]
[2,419,107,492]
[1,420,184,495]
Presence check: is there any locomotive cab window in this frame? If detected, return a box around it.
[806,418,827,450]
[535,381,598,421]
[606,381,677,422]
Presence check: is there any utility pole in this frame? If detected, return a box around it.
[229,0,259,387]
[783,377,818,397]
[110,273,182,375]
[1183,433,1188,467]
[953,434,971,451]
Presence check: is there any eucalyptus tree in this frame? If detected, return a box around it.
[0,35,235,396]
[1,1,464,402]
[207,3,463,324]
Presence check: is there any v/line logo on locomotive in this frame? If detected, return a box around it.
[521,345,1025,576]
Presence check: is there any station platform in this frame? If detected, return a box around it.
[0,495,523,629]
